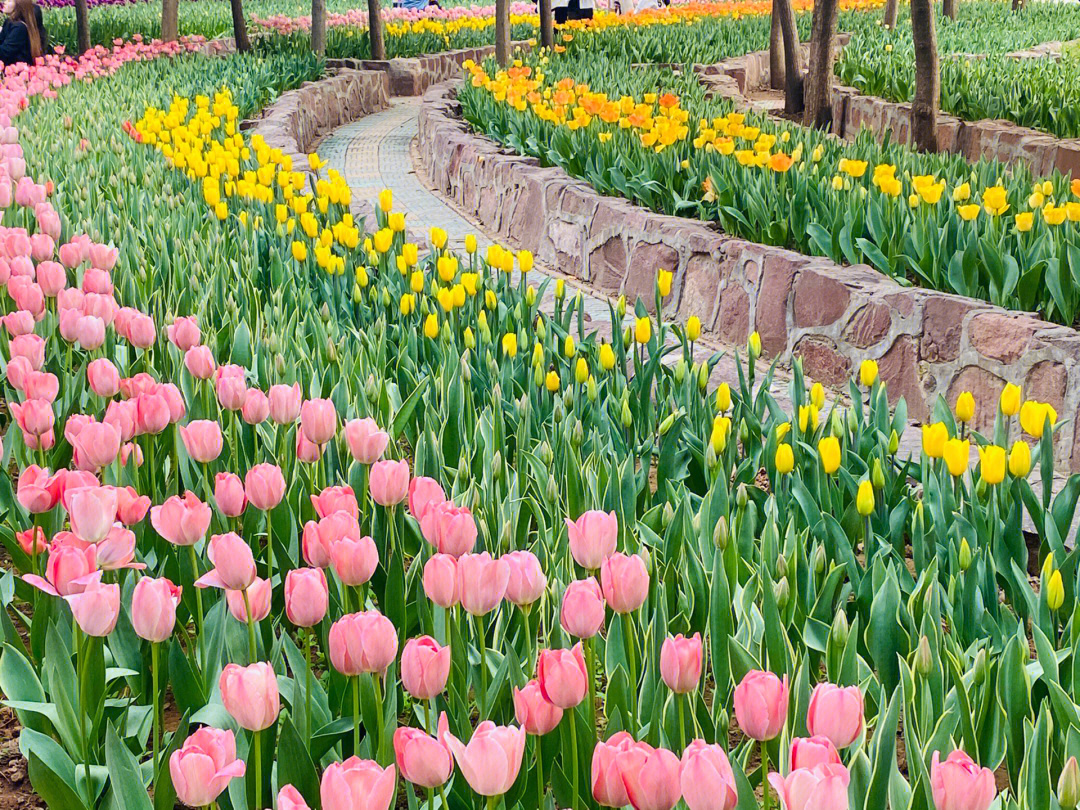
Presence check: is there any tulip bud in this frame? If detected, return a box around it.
[533,364,544,389]
[365,374,378,404]
[535,317,546,342]
[847,408,858,433]
[587,375,598,402]
[1048,570,1065,612]
[1060,757,1080,809]
[714,516,729,550]
[831,610,848,647]
[546,475,558,504]
[617,295,626,318]
[972,648,987,685]
[621,398,632,429]
[571,420,583,447]
[739,418,749,446]
[888,429,899,455]
[958,538,972,571]
[658,413,675,436]
[775,553,787,581]
[622,326,632,350]
[675,359,686,383]
[774,577,790,609]
[915,635,933,676]
[830,409,844,438]
[539,441,553,466]
[871,458,885,490]
[736,483,748,509]
[812,544,826,574]
[662,502,674,529]
[698,362,709,390]
[562,389,573,410]
[461,357,472,383]
[704,444,718,470]
[464,327,476,350]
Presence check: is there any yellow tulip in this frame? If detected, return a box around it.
[798,404,818,433]
[710,416,731,454]
[465,233,477,254]
[979,445,1005,485]
[485,290,497,311]
[942,438,970,477]
[1020,400,1057,439]
[399,293,416,316]
[410,271,425,293]
[502,333,518,357]
[545,370,560,392]
[715,382,732,413]
[635,317,652,345]
[378,188,393,212]
[423,314,439,339]
[1000,383,1021,416]
[958,204,981,221]
[657,269,673,298]
[955,391,975,424]
[775,443,794,475]
[575,357,588,384]
[859,359,878,387]
[430,227,448,250]
[810,382,825,410]
[555,279,566,299]
[748,331,761,360]
[818,436,841,475]
[388,212,406,233]
[922,422,948,458]
[1008,440,1032,478]
[291,241,307,263]
[518,250,534,273]
[564,335,576,358]
[775,422,791,442]
[599,342,616,371]
[856,480,875,516]
[1047,570,1065,612]
[686,316,701,342]
[1016,212,1034,232]
[373,228,393,254]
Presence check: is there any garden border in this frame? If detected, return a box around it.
[417,79,1080,471]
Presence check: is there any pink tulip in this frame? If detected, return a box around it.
[59,241,83,269]
[58,471,100,500]
[513,680,563,735]
[503,550,546,607]
[370,459,410,506]
[930,750,996,810]
[72,421,121,471]
[127,313,155,349]
[23,372,58,402]
[536,643,587,708]
[65,485,118,544]
[104,399,137,442]
[121,442,144,468]
[23,540,96,597]
[278,785,312,810]
[179,420,222,463]
[456,552,508,616]
[3,309,34,336]
[220,662,280,731]
[330,534,379,586]
[6,355,32,391]
[57,287,84,312]
[242,389,270,425]
[790,736,842,771]
[16,465,61,513]
[561,577,606,638]
[36,261,66,296]
[167,315,201,351]
[131,576,181,642]
[75,314,105,350]
[89,243,118,271]
[227,577,272,623]
[423,553,459,608]
[169,727,246,808]
[301,398,337,445]
[320,757,397,810]
[296,431,323,463]
[215,473,247,517]
[156,383,186,424]
[601,552,649,613]
[807,683,864,750]
[768,764,850,810]
[11,399,54,445]
[196,533,257,591]
[269,382,302,424]
[616,741,682,810]
[10,333,44,369]
[311,485,359,519]
[65,575,120,637]
[87,358,120,398]
[16,526,47,556]
[244,463,286,511]
[81,293,116,326]
[734,670,789,741]
[215,365,247,411]
[94,525,141,570]
[407,475,445,523]
[660,633,702,694]
[441,719,526,796]
[303,510,362,566]
[566,510,618,570]
[345,417,390,464]
[150,492,212,546]
[421,501,477,557]
[184,345,216,380]
[135,391,170,436]
[593,732,636,807]
[328,611,399,677]
[401,636,450,699]
[394,726,453,788]
[680,740,738,810]
[285,568,329,627]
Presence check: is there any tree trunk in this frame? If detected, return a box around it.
[775,0,803,115]
[883,0,898,28]
[495,0,511,65]
[367,0,385,59]
[911,0,939,151]
[75,0,90,54]
[802,0,838,128]
[770,8,785,89]
[230,0,250,52]
[1011,0,1023,10]
[539,0,554,50]
[161,0,179,42]
[942,0,956,20]
[312,0,326,55]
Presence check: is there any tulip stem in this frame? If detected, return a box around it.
[678,693,687,750]
[438,783,449,810]
[569,710,579,810]
[352,675,361,755]
[242,589,258,664]
[474,614,488,720]
[373,673,386,764]
[253,729,262,810]
[761,741,770,810]
[622,612,637,729]
[75,625,91,808]
[305,630,313,742]
[151,641,160,777]
[427,697,436,736]
[585,636,597,739]
[266,516,274,588]
[427,787,435,810]
[536,739,545,810]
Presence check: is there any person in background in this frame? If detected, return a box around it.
[0,0,45,65]
[552,0,570,25]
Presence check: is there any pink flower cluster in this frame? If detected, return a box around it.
[251,2,538,35]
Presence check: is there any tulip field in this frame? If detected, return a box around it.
[6,1,1080,810]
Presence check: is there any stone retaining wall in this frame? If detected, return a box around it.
[418,80,1080,470]
[706,48,1080,178]
[244,69,391,164]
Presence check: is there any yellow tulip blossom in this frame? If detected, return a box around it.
[502,332,518,357]
[921,422,948,458]
[859,359,878,387]
[810,382,825,410]
[378,188,393,212]
[1008,440,1032,478]
[430,226,448,250]
[291,241,307,263]
[955,391,975,424]
[424,314,439,339]
[657,269,673,298]
[818,436,841,474]
[775,443,794,474]
[686,316,701,341]
[979,445,1006,485]
[856,480,875,516]
[1020,400,1057,438]
[715,382,732,413]
[600,342,616,371]
[942,438,970,477]
[634,317,652,345]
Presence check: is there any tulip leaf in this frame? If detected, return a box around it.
[27,751,88,810]
[278,716,322,809]
[105,723,152,810]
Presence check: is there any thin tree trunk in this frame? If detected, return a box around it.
[367,0,385,59]
[802,0,838,128]
[942,0,956,20]
[1012,0,1023,10]
[770,8,785,89]
[911,0,939,151]
[230,0,250,52]
[883,0,898,28]
[495,0,511,65]
[75,0,90,54]
[539,0,554,50]
[312,0,326,55]
[775,0,803,115]
[161,0,179,42]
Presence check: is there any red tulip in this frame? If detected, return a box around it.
[565,509,618,570]
[561,577,605,638]
[536,643,587,708]
[131,576,181,643]
[285,568,329,627]
[215,472,247,518]
[660,633,702,694]
[503,550,546,607]
[220,662,280,731]
[169,728,246,808]
[400,636,450,699]
[345,417,389,464]
[513,679,563,735]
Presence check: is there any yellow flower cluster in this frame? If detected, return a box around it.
[385,12,538,38]
[133,89,357,276]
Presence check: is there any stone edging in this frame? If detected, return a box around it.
[417,80,1080,470]
[705,48,1080,178]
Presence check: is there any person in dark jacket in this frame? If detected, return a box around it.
[0,0,44,66]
